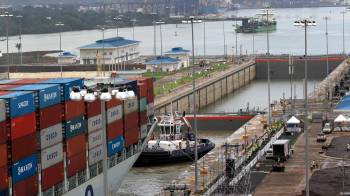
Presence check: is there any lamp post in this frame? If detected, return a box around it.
[324,16,330,101]
[293,18,316,196]
[16,15,23,65]
[97,25,106,76]
[263,7,272,125]
[155,21,165,57]
[113,16,122,37]
[183,15,198,192]
[223,21,226,58]
[288,54,294,111]
[341,11,346,55]
[55,22,64,77]
[131,18,137,40]
[203,18,206,58]
[0,11,13,79]
[70,85,136,196]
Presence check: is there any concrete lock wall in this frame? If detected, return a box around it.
[255,55,344,80]
[155,62,256,115]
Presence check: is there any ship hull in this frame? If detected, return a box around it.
[63,151,141,196]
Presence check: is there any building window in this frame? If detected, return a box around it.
[109,52,112,55]
[103,52,107,55]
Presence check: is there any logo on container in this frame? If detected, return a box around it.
[92,134,102,143]
[111,141,121,150]
[92,148,102,158]
[46,151,58,161]
[70,122,82,132]
[45,131,58,141]
[110,109,119,118]
[17,162,33,176]
[18,100,29,109]
[91,118,101,127]
[44,92,58,102]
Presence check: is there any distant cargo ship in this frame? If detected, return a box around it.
[235,8,277,33]
[0,76,155,195]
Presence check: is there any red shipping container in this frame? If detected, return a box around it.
[39,104,62,130]
[0,121,6,144]
[64,100,85,121]
[67,151,86,177]
[124,112,139,131]
[124,127,139,146]
[139,111,148,125]
[107,119,123,141]
[66,134,86,158]
[9,112,36,141]
[106,98,122,109]
[11,133,37,162]
[147,88,154,103]
[138,83,148,98]
[0,144,7,167]
[41,162,64,191]
[0,166,8,190]
[85,100,101,118]
[13,174,38,196]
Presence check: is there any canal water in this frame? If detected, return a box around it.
[0,7,350,56]
[118,79,321,195]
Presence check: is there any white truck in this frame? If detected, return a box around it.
[272,139,291,161]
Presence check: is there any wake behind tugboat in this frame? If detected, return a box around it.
[134,112,215,167]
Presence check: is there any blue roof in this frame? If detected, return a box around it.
[79,37,140,49]
[335,99,350,111]
[145,56,180,65]
[164,47,190,55]
[60,52,76,57]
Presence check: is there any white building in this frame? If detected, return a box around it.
[79,37,140,65]
[58,52,77,64]
[164,47,190,68]
[145,56,182,72]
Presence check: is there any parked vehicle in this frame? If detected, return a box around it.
[272,139,291,161]
[322,123,332,134]
[316,132,326,142]
[266,147,273,159]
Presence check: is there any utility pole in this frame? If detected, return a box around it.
[55,22,64,77]
[294,18,316,196]
[0,12,13,79]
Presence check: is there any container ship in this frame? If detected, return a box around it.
[0,76,155,196]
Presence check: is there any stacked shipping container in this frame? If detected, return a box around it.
[0,76,154,195]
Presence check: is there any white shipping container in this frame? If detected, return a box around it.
[140,124,148,139]
[88,114,102,133]
[0,99,5,122]
[147,103,155,117]
[107,105,123,124]
[89,145,104,165]
[41,143,63,170]
[40,123,63,149]
[123,98,138,115]
[88,129,103,149]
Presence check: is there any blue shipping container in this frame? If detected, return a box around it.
[39,78,83,101]
[11,84,61,109]
[0,79,20,84]
[11,154,38,184]
[64,116,86,138]
[107,136,124,157]
[0,91,35,118]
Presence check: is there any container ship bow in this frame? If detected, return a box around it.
[0,76,155,195]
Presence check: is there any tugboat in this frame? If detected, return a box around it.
[134,112,215,166]
[235,8,276,33]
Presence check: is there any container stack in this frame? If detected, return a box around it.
[0,91,38,196]
[127,77,154,140]
[85,100,104,178]
[105,98,124,166]
[0,78,84,194]
[0,76,155,195]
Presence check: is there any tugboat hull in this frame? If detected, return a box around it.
[134,139,215,167]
